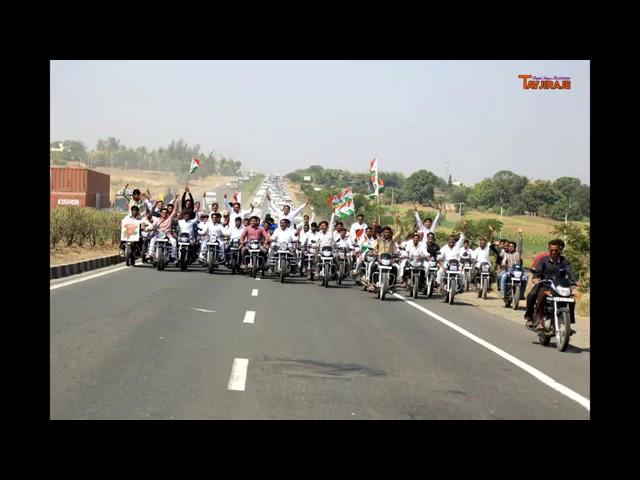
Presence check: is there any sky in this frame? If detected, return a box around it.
[50,60,590,185]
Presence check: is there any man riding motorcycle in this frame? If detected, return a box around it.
[240,216,271,270]
[524,239,576,329]
[435,222,468,290]
[498,240,528,298]
[367,226,400,292]
[148,193,180,263]
[398,232,429,288]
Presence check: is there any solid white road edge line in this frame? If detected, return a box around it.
[228,358,249,391]
[243,311,256,324]
[251,289,259,296]
[50,261,140,290]
[391,293,590,412]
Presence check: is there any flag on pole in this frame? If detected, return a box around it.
[368,157,384,198]
[189,158,201,174]
[334,187,354,219]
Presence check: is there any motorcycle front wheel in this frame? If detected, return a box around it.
[482,278,488,299]
[513,285,521,310]
[556,310,571,351]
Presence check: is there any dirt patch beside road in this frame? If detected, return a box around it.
[50,245,120,266]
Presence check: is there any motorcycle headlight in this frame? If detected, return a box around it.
[410,260,423,268]
[556,286,571,297]
[322,250,332,257]
[481,265,489,272]
[249,240,259,249]
[179,233,190,242]
[513,271,522,278]
[366,253,376,261]
[430,261,437,267]
[380,258,392,266]
[158,231,167,239]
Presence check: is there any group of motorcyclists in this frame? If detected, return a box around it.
[120,180,578,341]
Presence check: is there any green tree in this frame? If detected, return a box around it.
[467,178,498,209]
[516,180,564,216]
[404,170,443,205]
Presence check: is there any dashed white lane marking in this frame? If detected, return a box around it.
[255,277,261,281]
[391,293,590,412]
[251,289,259,296]
[191,308,216,313]
[243,311,256,324]
[228,358,249,391]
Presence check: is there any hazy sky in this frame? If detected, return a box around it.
[51,60,589,185]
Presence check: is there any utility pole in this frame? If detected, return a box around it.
[391,187,394,206]
[455,202,465,222]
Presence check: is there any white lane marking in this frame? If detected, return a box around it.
[391,293,590,412]
[191,308,216,313]
[243,311,256,324]
[251,289,259,297]
[50,262,136,290]
[255,277,261,281]
[228,358,249,391]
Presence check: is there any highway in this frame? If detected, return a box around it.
[50,262,589,420]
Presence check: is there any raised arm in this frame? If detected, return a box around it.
[309,210,316,225]
[290,199,310,219]
[392,213,404,243]
[430,208,442,233]
[455,222,467,250]
[169,194,179,220]
[414,205,424,231]
[328,212,336,234]
[122,183,131,202]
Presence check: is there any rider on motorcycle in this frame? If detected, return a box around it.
[435,222,467,289]
[471,236,493,285]
[367,226,399,292]
[498,240,528,298]
[397,232,429,288]
[239,216,271,269]
[524,239,576,329]
[414,204,442,238]
[148,193,180,263]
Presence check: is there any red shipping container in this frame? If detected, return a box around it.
[50,167,111,209]
[50,167,110,194]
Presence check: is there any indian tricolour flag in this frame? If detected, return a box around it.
[189,158,201,174]
[335,187,354,219]
[368,157,385,197]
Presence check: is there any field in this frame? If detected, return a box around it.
[62,163,235,202]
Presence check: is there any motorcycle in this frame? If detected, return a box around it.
[360,250,377,290]
[407,255,426,299]
[503,264,525,310]
[372,253,397,301]
[531,267,576,352]
[443,259,463,305]
[304,240,319,281]
[121,218,142,267]
[140,230,152,264]
[177,231,197,271]
[227,238,242,274]
[154,231,171,271]
[336,246,350,286]
[424,256,439,298]
[207,237,223,274]
[461,255,473,291]
[246,239,264,279]
[275,241,291,283]
[475,261,491,299]
[319,246,335,288]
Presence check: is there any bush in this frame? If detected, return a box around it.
[50,207,126,249]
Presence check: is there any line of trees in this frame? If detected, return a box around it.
[286,166,590,221]
[50,138,243,177]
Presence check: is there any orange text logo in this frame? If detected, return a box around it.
[518,74,571,90]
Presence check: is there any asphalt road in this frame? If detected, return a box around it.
[50,261,590,420]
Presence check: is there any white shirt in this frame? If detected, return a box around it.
[460,247,473,259]
[403,241,429,259]
[415,210,441,235]
[298,229,312,246]
[141,216,158,232]
[333,229,348,242]
[439,233,465,262]
[349,221,368,240]
[270,227,298,245]
[228,225,245,241]
[229,208,253,224]
[303,231,321,248]
[334,235,353,250]
[269,200,306,225]
[178,218,196,235]
[206,222,225,242]
[472,246,491,266]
